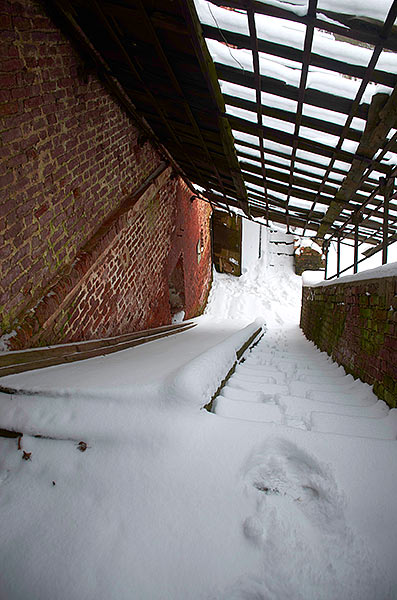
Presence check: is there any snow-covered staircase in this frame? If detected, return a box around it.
[213,326,397,441]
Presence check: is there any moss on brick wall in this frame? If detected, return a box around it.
[0,0,212,349]
[300,276,397,408]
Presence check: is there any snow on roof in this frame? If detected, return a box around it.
[193,0,397,247]
[295,237,323,255]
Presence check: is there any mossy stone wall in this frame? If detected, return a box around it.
[300,276,397,408]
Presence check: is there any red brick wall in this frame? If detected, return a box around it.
[294,247,325,276]
[0,0,212,349]
[167,180,212,319]
[300,276,397,408]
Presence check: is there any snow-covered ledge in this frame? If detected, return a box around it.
[300,263,397,408]
[167,319,263,409]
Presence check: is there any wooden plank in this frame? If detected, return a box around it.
[0,324,197,378]
[0,322,193,368]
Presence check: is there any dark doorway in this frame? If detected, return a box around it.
[212,210,242,276]
[168,255,185,322]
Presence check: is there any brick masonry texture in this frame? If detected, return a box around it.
[300,277,397,408]
[294,248,325,276]
[0,0,212,349]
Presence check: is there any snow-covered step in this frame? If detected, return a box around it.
[278,396,389,422]
[254,348,324,359]
[231,370,287,385]
[235,364,285,377]
[296,373,351,384]
[213,321,393,443]
[214,397,284,424]
[307,388,378,407]
[311,410,397,440]
[236,363,283,374]
[220,387,276,403]
[230,373,278,385]
[246,358,335,371]
[289,380,370,397]
[227,380,289,395]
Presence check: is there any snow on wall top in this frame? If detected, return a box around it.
[306,261,397,287]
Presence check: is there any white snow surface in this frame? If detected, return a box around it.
[1,233,396,600]
[309,259,397,286]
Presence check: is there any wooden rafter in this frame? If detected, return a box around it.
[48,0,397,253]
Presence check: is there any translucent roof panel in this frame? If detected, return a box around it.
[378,48,397,74]
[226,104,257,123]
[312,27,372,68]
[262,115,295,134]
[255,12,306,49]
[192,1,397,245]
[220,81,256,102]
[302,104,348,126]
[206,39,253,71]
[317,0,394,22]
[296,149,331,166]
[194,0,249,35]
[232,130,260,146]
[299,126,339,147]
[235,144,261,158]
[238,157,262,168]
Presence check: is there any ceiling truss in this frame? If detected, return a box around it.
[48,0,397,253]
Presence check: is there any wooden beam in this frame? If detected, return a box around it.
[247,3,269,223]
[178,0,250,215]
[381,177,394,263]
[228,115,390,173]
[317,89,397,238]
[224,93,362,144]
[0,323,197,377]
[216,63,368,120]
[202,24,397,88]
[354,217,360,273]
[207,0,397,52]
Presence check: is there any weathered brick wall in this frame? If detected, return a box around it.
[294,247,325,275]
[167,179,212,319]
[301,276,397,408]
[0,0,212,349]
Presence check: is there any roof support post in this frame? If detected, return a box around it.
[336,235,341,278]
[353,216,360,274]
[324,240,329,279]
[381,176,393,264]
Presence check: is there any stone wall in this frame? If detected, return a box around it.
[294,247,325,275]
[0,0,212,349]
[301,275,397,408]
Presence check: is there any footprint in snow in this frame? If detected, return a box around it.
[221,439,387,600]
[242,438,345,542]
